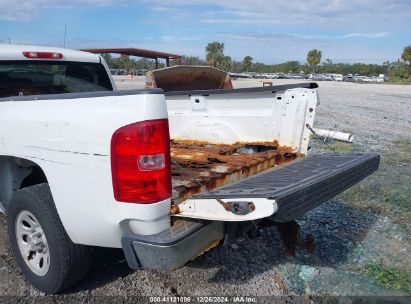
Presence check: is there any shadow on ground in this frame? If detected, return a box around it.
[67,247,132,293]
[0,200,378,294]
[187,201,378,285]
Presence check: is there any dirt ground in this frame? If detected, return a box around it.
[1,77,410,299]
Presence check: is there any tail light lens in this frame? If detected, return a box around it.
[111,119,171,203]
[23,51,63,59]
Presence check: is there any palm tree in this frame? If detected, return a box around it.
[119,54,132,70]
[401,45,411,66]
[205,42,225,67]
[242,56,253,72]
[307,49,322,73]
[221,56,232,72]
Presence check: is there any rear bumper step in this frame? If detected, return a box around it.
[122,219,224,271]
[194,153,380,222]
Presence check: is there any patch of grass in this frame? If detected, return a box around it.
[337,139,411,233]
[395,138,411,154]
[317,140,356,153]
[395,155,411,165]
[339,178,411,232]
[384,139,411,167]
[338,183,392,222]
[383,156,410,167]
[312,136,411,233]
[364,260,411,293]
[380,187,410,210]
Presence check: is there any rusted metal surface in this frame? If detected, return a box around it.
[170,204,180,215]
[253,219,315,256]
[167,220,222,260]
[194,238,223,260]
[147,65,233,91]
[273,221,315,256]
[171,140,300,205]
[274,272,288,293]
[221,200,256,215]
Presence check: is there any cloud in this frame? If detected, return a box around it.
[160,34,205,42]
[0,0,408,64]
[217,31,390,43]
[2,0,411,31]
[0,0,125,21]
[343,32,390,38]
[1,0,410,36]
[147,0,411,31]
[217,32,299,41]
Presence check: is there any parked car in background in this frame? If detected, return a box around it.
[333,74,343,81]
[344,74,354,82]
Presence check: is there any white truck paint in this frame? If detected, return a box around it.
[0,44,318,247]
[173,197,278,221]
[0,93,171,247]
[166,88,319,154]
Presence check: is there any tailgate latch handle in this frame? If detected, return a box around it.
[218,200,256,215]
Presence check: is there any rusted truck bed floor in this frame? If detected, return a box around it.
[171,140,300,203]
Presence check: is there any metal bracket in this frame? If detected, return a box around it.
[215,197,255,215]
[171,198,277,221]
[227,201,255,215]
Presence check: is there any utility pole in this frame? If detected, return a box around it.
[63,24,67,48]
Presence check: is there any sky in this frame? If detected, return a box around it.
[0,0,410,64]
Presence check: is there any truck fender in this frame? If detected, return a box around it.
[0,156,48,211]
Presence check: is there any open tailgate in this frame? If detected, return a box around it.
[173,153,380,222]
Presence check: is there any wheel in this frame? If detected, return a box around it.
[7,183,91,294]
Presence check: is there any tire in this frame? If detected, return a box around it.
[6,183,91,294]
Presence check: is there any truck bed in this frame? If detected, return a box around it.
[166,83,321,206]
[171,140,300,203]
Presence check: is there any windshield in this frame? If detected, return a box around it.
[0,60,113,98]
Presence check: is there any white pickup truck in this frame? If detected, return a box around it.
[0,45,380,294]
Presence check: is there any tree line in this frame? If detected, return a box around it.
[200,41,411,81]
[101,42,411,81]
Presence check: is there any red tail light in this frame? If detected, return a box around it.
[111,119,172,204]
[23,51,63,59]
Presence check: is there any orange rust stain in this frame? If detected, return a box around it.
[170,204,180,215]
[170,140,302,204]
[152,66,233,91]
[169,218,190,235]
[204,239,222,251]
[274,272,288,293]
[171,139,281,148]
[193,238,222,260]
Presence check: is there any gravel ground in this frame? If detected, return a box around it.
[1,77,410,299]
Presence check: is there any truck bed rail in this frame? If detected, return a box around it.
[165,82,318,96]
